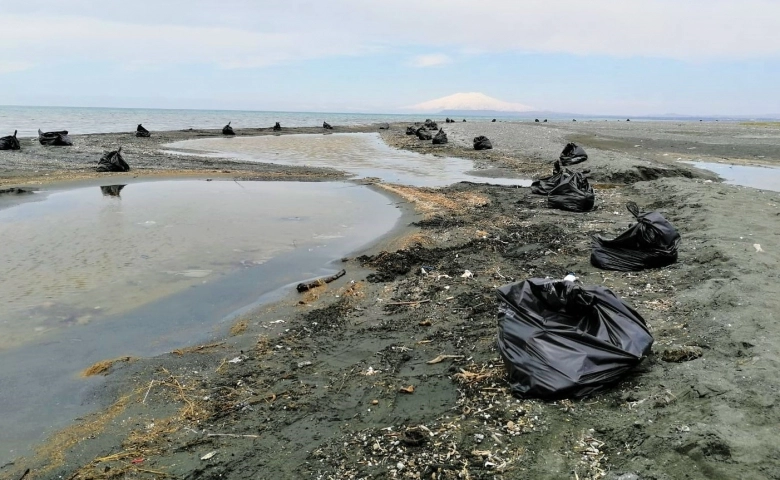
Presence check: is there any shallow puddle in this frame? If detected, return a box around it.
[0,179,401,462]
[165,133,530,187]
[686,161,780,192]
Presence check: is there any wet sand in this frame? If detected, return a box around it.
[2,121,780,480]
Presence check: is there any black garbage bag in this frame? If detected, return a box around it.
[0,130,20,150]
[323,122,333,130]
[543,119,548,123]
[432,128,448,145]
[96,147,130,172]
[424,119,438,130]
[38,129,72,146]
[492,119,496,122]
[560,142,588,165]
[405,126,416,135]
[531,161,565,195]
[548,171,595,212]
[591,202,680,271]
[378,122,390,130]
[100,185,126,197]
[534,119,540,123]
[416,127,432,140]
[273,122,282,131]
[473,135,492,150]
[135,124,151,138]
[222,122,235,135]
[496,277,654,399]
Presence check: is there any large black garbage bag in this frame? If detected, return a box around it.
[432,128,448,145]
[416,127,432,140]
[96,147,130,172]
[222,122,235,135]
[323,122,333,130]
[548,171,595,212]
[473,135,492,150]
[424,119,438,130]
[0,130,20,150]
[591,202,680,271]
[273,122,282,131]
[497,277,653,399]
[405,126,416,135]
[135,124,151,138]
[38,129,72,146]
[559,142,587,165]
[531,161,565,195]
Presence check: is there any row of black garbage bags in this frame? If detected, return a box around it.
[405,119,494,150]
[496,140,681,399]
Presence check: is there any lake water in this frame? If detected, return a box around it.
[165,133,531,187]
[0,179,401,463]
[685,161,780,192]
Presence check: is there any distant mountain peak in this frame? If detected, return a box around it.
[406,92,535,113]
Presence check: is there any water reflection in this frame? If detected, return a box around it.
[100,184,126,197]
[685,161,780,192]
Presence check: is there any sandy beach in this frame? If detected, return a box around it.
[2,120,780,480]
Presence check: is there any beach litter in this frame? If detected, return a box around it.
[591,201,680,271]
[497,276,653,398]
[559,142,588,165]
[0,130,20,150]
[222,122,235,135]
[548,171,595,212]
[296,269,346,292]
[473,135,493,150]
[135,124,151,138]
[96,147,130,172]
[38,128,72,146]
[432,128,448,144]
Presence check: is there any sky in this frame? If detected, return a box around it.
[0,0,778,116]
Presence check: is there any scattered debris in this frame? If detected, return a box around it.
[662,345,703,362]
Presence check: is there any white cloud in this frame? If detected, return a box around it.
[0,62,34,74]
[0,0,778,73]
[408,54,452,68]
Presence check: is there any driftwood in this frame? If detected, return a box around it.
[296,269,346,292]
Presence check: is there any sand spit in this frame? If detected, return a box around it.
[2,121,780,480]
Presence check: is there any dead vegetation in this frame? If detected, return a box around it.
[81,356,135,377]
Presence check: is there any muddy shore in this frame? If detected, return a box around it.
[2,121,780,480]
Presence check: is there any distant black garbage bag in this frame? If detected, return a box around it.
[0,130,20,150]
[559,142,587,165]
[496,277,654,399]
[38,129,72,146]
[591,202,680,271]
[136,124,151,138]
[548,171,595,212]
[273,122,282,131]
[432,128,448,145]
[424,119,438,130]
[416,127,432,140]
[96,147,130,172]
[405,126,416,135]
[473,135,492,150]
[378,122,390,130]
[222,122,235,135]
[323,121,333,130]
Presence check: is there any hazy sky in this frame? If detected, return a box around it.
[0,1,778,115]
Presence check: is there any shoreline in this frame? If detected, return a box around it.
[2,121,780,479]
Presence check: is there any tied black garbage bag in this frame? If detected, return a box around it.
[405,126,416,135]
[560,142,587,165]
[497,278,653,399]
[96,147,130,172]
[548,171,595,212]
[0,130,20,150]
[273,122,282,131]
[136,124,151,138]
[424,119,438,130]
[378,122,390,130]
[591,202,680,271]
[416,127,432,140]
[222,122,235,135]
[432,128,448,145]
[323,122,333,130]
[531,161,565,195]
[473,135,492,150]
[38,129,72,146]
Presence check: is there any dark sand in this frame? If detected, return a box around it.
[2,121,780,480]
